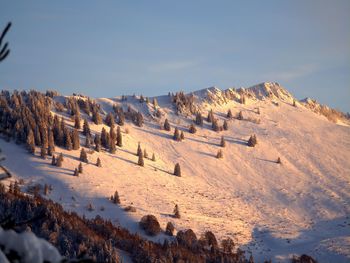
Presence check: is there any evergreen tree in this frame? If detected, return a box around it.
[116,126,123,147]
[293,100,297,107]
[96,157,102,167]
[180,131,185,140]
[40,145,46,159]
[139,95,145,103]
[207,109,214,123]
[105,112,115,127]
[51,155,56,166]
[136,142,142,156]
[94,134,101,152]
[173,128,181,141]
[216,149,223,159]
[223,120,228,130]
[109,126,116,141]
[189,123,197,134]
[165,222,175,236]
[101,127,108,148]
[138,151,144,166]
[80,148,88,163]
[212,119,220,132]
[92,110,102,125]
[173,204,180,219]
[64,129,73,150]
[73,168,79,176]
[117,111,125,126]
[109,136,116,154]
[56,153,63,167]
[220,136,226,147]
[277,157,281,164]
[143,149,148,159]
[240,95,246,104]
[238,111,243,120]
[111,190,120,204]
[151,153,156,162]
[48,129,55,155]
[34,126,42,146]
[227,109,233,118]
[163,119,171,131]
[26,129,35,154]
[83,119,91,136]
[247,134,257,147]
[72,129,80,150]
[136,112,144,127]
[195,112,203,126]
[174,163,181,176]
[74,114,81,129]
[78,162,83,173]
[85,133,91,148]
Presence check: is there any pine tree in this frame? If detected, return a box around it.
[139,95,145,103]
[101,127,108,148]
[180,131,185,141]
[96,157,102,167]
[117,111,125,126]
[195,112,203,126]
[72,129,80,150]
[138,151,144,166]
[109,126,116,141]
[164,119,171,131]
[165,222,175,236]
[111,190,120,204]
[85,133,91,148]
[48,129,55,156]
[40,145,46,158]
[83,119,91,136]
[80,148,88,163]
[116,126,123,147]
[136,142,142,156]
[227,109,233,118]
[173,128,181,141]
[173,204,180,219]
[220,136,226,147]
[94,134,101,152]
[78,162,83,173]
[105,112,115,127]
[207,109,214,123]
[26,129,35,154]
[51,155,56,165]
[73,168,79,176]
[247,134,257,147]
[216,149,223,159]
[64,129,73,150]
[151,153,156,162]
[174,163,181,176]
[143,149,148,159]
[136,112,144,127]
[212,119,220,132]
[74,115,81,129]
[240,95,246,104]
[293,100,296,107]
[56,153,63,167]
[109,136,116,154]
[189,123,197,134]
[223,120,228,130]
[92,110,102,125]
[238,111,243,120]
[277,157,281,164]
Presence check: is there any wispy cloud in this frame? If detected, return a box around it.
[148,60,198,73]
[262,64,319,82]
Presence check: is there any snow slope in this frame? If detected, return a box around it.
[1,83,349,262]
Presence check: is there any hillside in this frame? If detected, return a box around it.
[0,82,349,262]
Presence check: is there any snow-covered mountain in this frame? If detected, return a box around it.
[0,82,349,262]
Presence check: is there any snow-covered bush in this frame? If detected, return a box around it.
[0,226,62,263]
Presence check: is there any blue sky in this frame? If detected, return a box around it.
[1,1,349,111]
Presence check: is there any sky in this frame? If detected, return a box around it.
[1,0,349,112]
